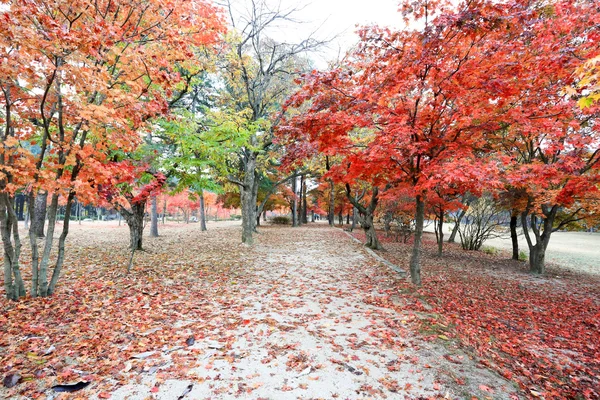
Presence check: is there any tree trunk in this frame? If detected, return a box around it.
[448,208,467,243]
[409,196,425,285]
[33,191,47,238]
[199,190,207,231]
[256,213,261,227]
[350,207,357,232]
[122,202,145,250]
[162,198,167,225]
[436,209,444,257]
[48,192,75,295]
[328,179,335,226]
[150,196,159,237]
[291,176,298,227]
[241,151,257,244]
[510,214,519,260]
[362,213,382,250]
[1,193,25,300]
[521,210,553,274]
[311,210,315,222]
[302,177,308,224]
[36,193,60,297]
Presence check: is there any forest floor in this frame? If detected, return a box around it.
[349,229,600,400]
[0,222,522,399]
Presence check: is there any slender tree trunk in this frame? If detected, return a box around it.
[448,208,466,243]
[311,210,315,222]
[48,192,75,295]
[24,198,29,229]
[263,210,267,222]
[510,214,519,260]
[338,210,343,226]
[34,191,47,238]
[409,196,425,285]
[162,198,167,225]
[150,196,159,237]
[291,176,298,227]
[302,177,308,224]
[328,179,335,226]
[28,192,40,297]
[37,193,60,297]
[350,207,357,232]
[437,214,444,257]
[199,189,207,231]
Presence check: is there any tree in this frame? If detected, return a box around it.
[0,0,225,298]
[492,0,600,273]
[220,0,325,244]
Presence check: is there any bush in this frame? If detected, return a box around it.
[271,216,291,225]
[519,250,528,261]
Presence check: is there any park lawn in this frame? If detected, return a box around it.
[350,229,600,400]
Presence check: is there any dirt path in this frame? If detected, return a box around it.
[106,226,516,400]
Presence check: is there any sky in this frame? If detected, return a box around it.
[223,0,405,68]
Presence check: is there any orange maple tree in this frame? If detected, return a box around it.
[0,0,225,298]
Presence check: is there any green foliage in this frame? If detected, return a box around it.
[519,250,528,261]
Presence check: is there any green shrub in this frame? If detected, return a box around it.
[518,250,528,261]
[271,216,291,225]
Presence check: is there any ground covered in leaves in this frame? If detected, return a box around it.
[350,229,600,400]
[0,222,520,399]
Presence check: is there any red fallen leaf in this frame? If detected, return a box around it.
[150,386,159,393]
[98,392,111,399]
[433,383,440,390]
[479,384,494,393]
[243,319,250,325]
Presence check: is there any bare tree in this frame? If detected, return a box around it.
[458,196,510,251]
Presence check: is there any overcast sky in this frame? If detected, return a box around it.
[223,0,405,68]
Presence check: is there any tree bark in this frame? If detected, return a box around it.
[48,192,75,295]
[510,214,519,260]
[345,185,382,250]
[328,179,335,226]
[33,191,47,238]
[409,196,425,285]
[350,207,357,232]
[1,193,25,300]
[448,208,467,243]
[199,190,207,231]
[302,176,308,224]
[241,150,257,244]
[162,198,167,225]
[436,210,444,257]
[521,209,554,274]
[150,196,159,237]
[291,176,298,227]
[121,201,146,250]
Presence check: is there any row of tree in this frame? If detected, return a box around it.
[278,0,600,285]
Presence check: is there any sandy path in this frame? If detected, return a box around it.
[106,226,516,400]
